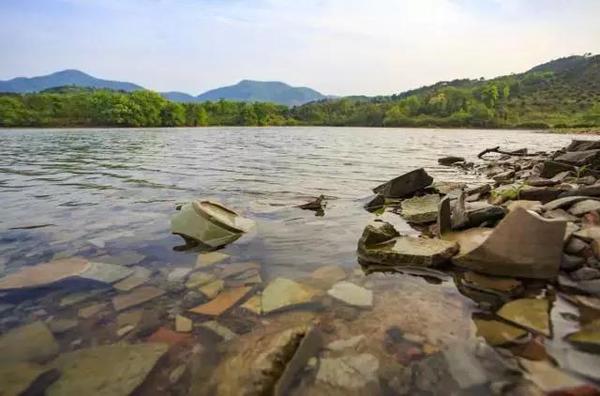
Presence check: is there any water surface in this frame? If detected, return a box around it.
[0,127,585,393]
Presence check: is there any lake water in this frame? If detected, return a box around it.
[0,127,590,394]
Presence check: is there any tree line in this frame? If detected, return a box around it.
[1,70,599,129]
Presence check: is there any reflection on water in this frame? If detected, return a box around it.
[0,127,592,394]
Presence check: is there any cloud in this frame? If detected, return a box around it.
[0,0,599,95]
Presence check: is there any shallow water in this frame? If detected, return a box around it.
[0,127,591,394]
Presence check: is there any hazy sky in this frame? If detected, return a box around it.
[1,0,599,96]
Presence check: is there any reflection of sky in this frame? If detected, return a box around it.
[1,0,599,96]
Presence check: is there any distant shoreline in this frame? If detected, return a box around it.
[1,125,598,134]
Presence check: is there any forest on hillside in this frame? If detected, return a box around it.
[1,55,599,129]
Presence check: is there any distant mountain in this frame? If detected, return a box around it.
[0,69,143,93]
[196,80,326,106]
[161,91,200,103]
[0,70,326,106]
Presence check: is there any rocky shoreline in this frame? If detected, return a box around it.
[0,139,600,395]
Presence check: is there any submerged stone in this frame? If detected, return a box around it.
[474,318,528,346]
[112,286,165,311]
[175,315,193,333]
[449,208,565,279]
[79,261,133,284]
[401,194,440,224]
[497,298,551,337]
[196,251,230,268]
[167,267,193,283]
[0,321,59,364]
[211,325,309,396]
[0,362,53,396]
[310,265,347,285]
[200,321,237,341]
[565,319,600,351]
[112,266,152,292]
[185,271,217,289]
[462,272,523,296]
[0,258,90,290]
[316,354,380,389]
[188,286,252,316]
[198,279,224,299]
[327,281,373,307]
[261,277,318,314]
[520,359,588,394]
[372,168,433,199]
[46,343,168,396]
[78,302,108,319]
[240,294,262,314]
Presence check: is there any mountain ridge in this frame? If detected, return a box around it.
[0,70,327,106]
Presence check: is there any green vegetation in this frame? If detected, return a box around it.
[0,88,293,127]
[1,55,599,129]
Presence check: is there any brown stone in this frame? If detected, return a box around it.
[450,208,565,279]
[189,286,252,316]
[0,258,90,290]
[112,286,165,311]
[147,327,191,346]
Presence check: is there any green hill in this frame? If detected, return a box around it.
[289,54,600,128]
[0,54,599,129]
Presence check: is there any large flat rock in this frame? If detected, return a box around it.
[0,321,59,364]
[46,343,168,396]
[358,233,458,267]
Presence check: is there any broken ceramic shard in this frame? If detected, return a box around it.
[448,207,565,279]
[358,221,458,267]
[400,194,440,224]
[171,200,255,248]
[372,168,433,199]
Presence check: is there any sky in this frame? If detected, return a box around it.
[0,0,599,96]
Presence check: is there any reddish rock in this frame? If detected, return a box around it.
[147,327,191,347]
